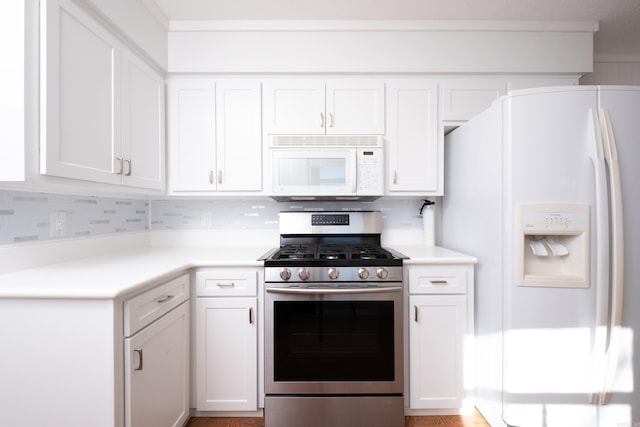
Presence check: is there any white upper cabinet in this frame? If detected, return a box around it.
[167,78,262,193]
[40,0,165,190]
[440,76,578,122]
[386,79,442,195]
[216,80,263,192]
[263,79,385,135]
[120,47,165,190]
[439,78,506,122]
[41,0,122,185]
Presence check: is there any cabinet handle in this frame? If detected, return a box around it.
[134,349,143,371]
[217,170,223,184]
[216,282,235,288]
[115,157,124,175]
[414,305,419,323]
[209,170,214,184]
[157,294,174,303]
[124,159,132,176]
[429,280,449,285]
[249,307,254,325]
[329,112,334,128]
[320,112,325,128]
[393,171,398,185]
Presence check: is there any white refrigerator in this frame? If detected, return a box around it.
[442,86,639,427]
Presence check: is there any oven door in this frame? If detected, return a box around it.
[265,285,403,395]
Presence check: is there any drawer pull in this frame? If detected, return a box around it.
[249,307,254,325]
[157,295,174,303]
[429,280,449,285]
[414,305,418,323]
[134,349,143,371]
[217,282,235,288]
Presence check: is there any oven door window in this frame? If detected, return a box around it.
[273,300,395,382]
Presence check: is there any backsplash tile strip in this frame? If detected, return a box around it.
[0,190,148,245]
[149,198,425,231]
[0,189,426,246]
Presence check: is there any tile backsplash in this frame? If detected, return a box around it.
[0,190,426,245]
[0,190,148,245]
[150,198,424,231]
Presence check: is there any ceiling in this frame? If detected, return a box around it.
[150,0,640,57]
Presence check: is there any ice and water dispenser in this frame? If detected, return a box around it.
[514,203,590,288]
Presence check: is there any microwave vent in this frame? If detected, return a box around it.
[271,135,383,148]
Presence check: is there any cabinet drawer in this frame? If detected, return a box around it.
[408,266,468,294]
[124,273,190,336]
[195,268,258,297]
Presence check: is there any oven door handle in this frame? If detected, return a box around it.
[266,286,403,295]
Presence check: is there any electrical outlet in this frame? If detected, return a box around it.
[202,211,212,228]
[50,211,67,237]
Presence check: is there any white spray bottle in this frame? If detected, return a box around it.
[419,199,435,246]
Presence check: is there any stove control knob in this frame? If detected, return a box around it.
[358,268,370,280]
[328,267,340,280]
[280,268,292,281]
[376,267,389,280]
[298,268,311,281]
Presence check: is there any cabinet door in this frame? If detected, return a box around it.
[121,47,165,190]
[326,80,385,134]
[40,0,121,184]
[167,78,217,191]
[196,297,258,411]
[263,79,325,134]
[386,80,441,194]
[125,302,190,427]
[440,78,506,122]
[216,80,263,191]
[409,295,466,409]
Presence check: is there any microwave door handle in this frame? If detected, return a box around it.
[351,156,357,194]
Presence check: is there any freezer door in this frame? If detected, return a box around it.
[503,88,600,427]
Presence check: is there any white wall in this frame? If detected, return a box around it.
[0,1,25,181]
[580,55,640,85]
[168,21,595,74]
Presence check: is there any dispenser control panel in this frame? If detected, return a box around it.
[515,203,590,289]
[522,211,589,232]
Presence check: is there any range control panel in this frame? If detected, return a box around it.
[311,214,350,226]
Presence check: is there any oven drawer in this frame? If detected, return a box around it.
[408,266,468,294]
[195,268,258,297]
[124,273,190,337]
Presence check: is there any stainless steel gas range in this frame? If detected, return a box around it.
[261,211,406,427]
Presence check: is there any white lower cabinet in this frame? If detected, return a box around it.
[195,268,259,412]
[409,294,467,409]
[124,274,190,427]
[407,265,474,412]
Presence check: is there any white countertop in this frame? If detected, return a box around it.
[390,245,477,265]
[0,234,475,300]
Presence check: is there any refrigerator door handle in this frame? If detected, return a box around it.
[599,108,625,405]
[588,109,610,404]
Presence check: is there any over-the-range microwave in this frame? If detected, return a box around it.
[268,135,384,201]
